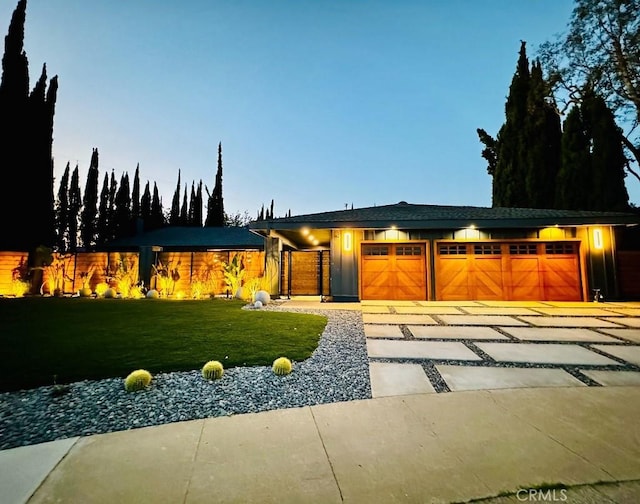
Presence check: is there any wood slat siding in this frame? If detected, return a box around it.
[618,251,640,299]
[0,251,29,295]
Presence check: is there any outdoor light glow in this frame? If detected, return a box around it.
[312,239,319,246]
[343,231,352,251]
[593,228,603,250]
[302,228,309,236]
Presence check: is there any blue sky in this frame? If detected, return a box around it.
[4,0,636,217]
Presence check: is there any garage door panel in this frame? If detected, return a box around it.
[361,243,426,300]
[510,257,542,300]
[436,257,470,300]
[436,242,582,302]
[471,258,504,300]
[541,256,581,301]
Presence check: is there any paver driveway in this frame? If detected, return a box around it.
[363,300,640,397]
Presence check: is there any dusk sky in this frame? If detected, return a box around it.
[3,0,637,217]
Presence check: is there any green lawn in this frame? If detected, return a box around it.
[0,297,327,392]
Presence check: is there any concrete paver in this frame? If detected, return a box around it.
[605,307,640,316]
[530,307,623,316]
[518,316,623,328]
[369,362,436,398]
[437,315,528,326]
[461,307,542,316]
[602,317,640,328]
[407,325,509,340]
[363,324,404,339]
[471,300,551,307]
[360,305,391,314]
[580,369,640,386]
[436,365,586,392]
[0,437,78,504]
[394,305,463,314]
[590,344,640,366]
[501,327,620,342]
[597,327,640,343]
[476,342,623,365]
[362,313,438,325]
[367,339,482,360]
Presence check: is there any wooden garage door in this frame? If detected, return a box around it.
[436,242,581,301]
[361,243,426,300]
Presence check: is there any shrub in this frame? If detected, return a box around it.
[94,282,109,297]
[272,357,292,376]
[124,369,152,392]
[104,288,117,299]
[202,360,224,380]
[146,289,160,299]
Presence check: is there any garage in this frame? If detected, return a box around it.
[435,241,582,301]
[361,243,427,300]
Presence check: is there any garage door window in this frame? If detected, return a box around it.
[474,244,501,255]
[546,243,576,254]
[363,245,389,256]
[397,245,422,256]
[439,244,466,255]
[510,244,537,254]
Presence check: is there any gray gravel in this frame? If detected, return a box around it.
[0,307,371,451]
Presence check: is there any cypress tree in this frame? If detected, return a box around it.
[55,162,70,252]
[180,183,188,226]
[131,163,140,219]
[524,61,561,208]
[583,93,630,211]
[80,148,99,249]
[150,182,163,231]
[194,181,203,227]
[169,170,181,226]
[68,165,81,252]
[556,105,592,210]
[114,172,132,239]
[0,0,58,251]
[96,173,110,244]
[140,181,151,231]
[106,170,117,241]
[205,142,225,227]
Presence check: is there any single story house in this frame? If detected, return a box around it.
[249,201,640,302]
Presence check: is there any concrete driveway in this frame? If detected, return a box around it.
[363,300,640,398]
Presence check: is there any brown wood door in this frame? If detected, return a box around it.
[361,243,426,300]
[436,241,582,301]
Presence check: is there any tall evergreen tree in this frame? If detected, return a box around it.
[131,163,140,220]
[556,105,592,210]
[479,41,561,208]
[0,0,58,251]
[55,162,70,252]
[169,170,181,226]
[68,165,81,252]
[524,61,562,208]
[149,182,164,231]
[205,142,225,226]
[583,92,630,211]
[114,172,132,240]
[96,173,110,244]
[180,184,189,226]
[106,170,117,242]
[140,181,151,231]
[80,148,99,249]
[187,182,196,226]
[194,181,203,227]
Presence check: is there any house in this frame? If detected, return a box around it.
[249,201,640,302]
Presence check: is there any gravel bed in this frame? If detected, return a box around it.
[0,306,371,451]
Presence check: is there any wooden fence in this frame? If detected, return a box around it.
[0,250,264,297]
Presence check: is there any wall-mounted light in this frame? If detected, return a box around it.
[343,231,352,251]
[593,228,603,250]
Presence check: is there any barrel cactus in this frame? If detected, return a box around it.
[272,357,292,376]
[202,360,224,380]
[124,369,153,392]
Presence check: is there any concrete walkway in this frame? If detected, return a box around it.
[2,299,640,503]
[1,386,638,503]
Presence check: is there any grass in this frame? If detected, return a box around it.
[0,297,327,392]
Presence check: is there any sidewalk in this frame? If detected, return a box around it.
[2,385,639,503]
